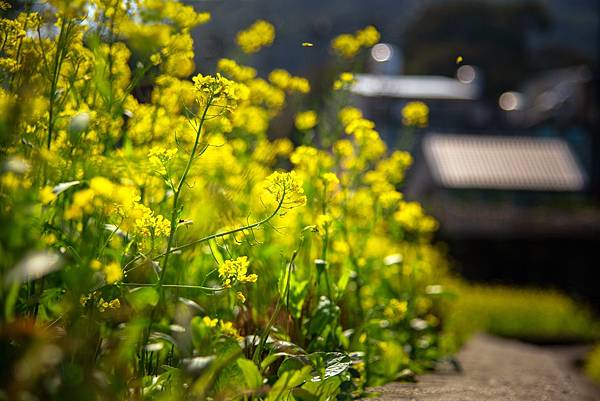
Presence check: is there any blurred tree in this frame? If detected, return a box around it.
[403,1,551,98]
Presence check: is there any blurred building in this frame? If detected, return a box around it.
[352,48,600,309]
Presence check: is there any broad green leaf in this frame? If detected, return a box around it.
[266,366,311,401]
[301,376,343,401]
[127,287,159,311]
[237,358,263,390]
[307,352,352,382]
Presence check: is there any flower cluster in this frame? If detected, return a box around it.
[217,58,257,82]
[331,25,380,58]
[294,110,318,131]
[263,171,307,213]
[394,201,438,234]
[401,101,429,128]
[0,3,449,397]
[90,259,124,285]
[62,177,171,239]
[268,69,311,93]
[333,72,356,90]
[148,146,178,176]
[236,20,276,54]
[193,73,249,105]
[218,256,257,288]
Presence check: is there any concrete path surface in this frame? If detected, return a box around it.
[370,334,600,401]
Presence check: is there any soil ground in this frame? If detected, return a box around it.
[369,334,600,401]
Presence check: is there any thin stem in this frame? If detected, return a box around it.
[121,282,223,292]
[158,95,213,286]
[47,19,72,150]
[122,192,285,279]
[156,193,285,261]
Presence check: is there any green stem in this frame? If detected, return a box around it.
[158,95,213,287]
[158,193,285,260]
[122,192,286,276]
[121,283,223,291]
[47,19,71,150]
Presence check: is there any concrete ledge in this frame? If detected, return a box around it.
[369,334,600,401]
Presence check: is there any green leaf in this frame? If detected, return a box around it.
[280,352,352,383]
[278,266,309,319]
[127,287,159,311]
[192,348,242,399]
[308,297,340,335]
[237,358,263,390]
[301,376,343,401]
[306,352,352,382]
[266,366,311,401]
[336,267,351,294]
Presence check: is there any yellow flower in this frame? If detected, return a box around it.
[384,299,408,320]
[89,177,114,197]
[202,316,218,328]
[379,191,403,209]
[236,20,275,54]
[338,106,363,127]
[193,73,249,104]
[42,233,57,245]
[90,259,102,271]
[394,201,438,233]
[268,69,291,89]
[287,76,310,93]
[0,172,20,189]
[331,34,361,59]
[401,101,429,128]
[219,320,242,340]
[103,261,123,284]
[127,202,171,238]
[236,291,246,303]
[316,214,333,235]
[217,58,257,82]
[40,186,57,205]
[148,146,177,176]
[322,172,339,186]
[294,110,318,130]
[263,171,307,213]
[356,25,380,47]
[333,72,355,90]
[331,26,380,59]
[218,256,257,288]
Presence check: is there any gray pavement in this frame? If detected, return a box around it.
[370,334,600,401]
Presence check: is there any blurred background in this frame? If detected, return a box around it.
[184,0,600,310]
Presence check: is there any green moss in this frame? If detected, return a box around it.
[585,345,600,384]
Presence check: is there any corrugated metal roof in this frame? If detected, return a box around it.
[423,134,585,191]
[351,74,479,100]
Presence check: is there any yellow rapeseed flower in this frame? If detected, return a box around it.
[331,34,361,59]
[263,171,307,212]
[40,186,57,205]
[401,101,429,128]
[218,256,257,288]
[236,20,275,54]
[103,261,123,284]
[294,110,318,130]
